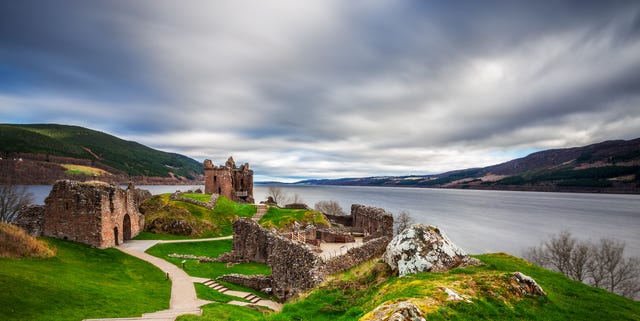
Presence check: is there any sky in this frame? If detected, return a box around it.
[1,1,640,182]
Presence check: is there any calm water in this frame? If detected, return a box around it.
[27,184,640,257]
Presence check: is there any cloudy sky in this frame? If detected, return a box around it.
[1,1,640,181]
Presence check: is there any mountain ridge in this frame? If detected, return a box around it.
[295,138,640,194]
[0,123,204,185]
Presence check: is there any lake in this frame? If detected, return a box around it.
[26,184,640,257]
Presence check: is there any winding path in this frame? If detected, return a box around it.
[85,234,281,321]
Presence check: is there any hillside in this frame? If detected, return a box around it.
[297,138,640,194]
[0,123,203,184]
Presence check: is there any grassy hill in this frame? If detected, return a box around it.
[179,254,640,321]
[0,238,170,321]
[0,123,203,182]
[297,138,640,193]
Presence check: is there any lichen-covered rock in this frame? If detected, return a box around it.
[359,300,425,321]
[383,224,480,276]
[511,271,546,296]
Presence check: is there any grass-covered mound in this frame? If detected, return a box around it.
[179,253,640,321]
[271,253,640,321]
[0,223,56,258]
[146,239,271,279]
[138,194,256,238]
[258,207,329,230]
[0,238,170,321]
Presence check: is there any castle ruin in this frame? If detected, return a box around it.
[203,157,254,203]
[15,180,148,248]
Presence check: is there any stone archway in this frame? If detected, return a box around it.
[123,214,132,241]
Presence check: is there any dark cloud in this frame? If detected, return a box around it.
[1,0,639,181]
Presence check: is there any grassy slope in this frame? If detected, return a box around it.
[182,253,640,321]
[0,238,170,321]
[272,253,640,321]
[145,239,271,280]
[138,195,257,239]
[0,123,202,178]
[258,207,329,230]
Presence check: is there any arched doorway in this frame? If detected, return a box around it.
[123,214,132,241]
[114,227,119,246]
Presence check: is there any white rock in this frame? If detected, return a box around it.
[383,224,480,276]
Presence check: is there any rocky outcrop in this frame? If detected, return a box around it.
[383,224,480,276]
[360,300,426,321]
[511,272,546,296]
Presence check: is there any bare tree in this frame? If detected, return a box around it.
[289,193,304,205]
[394,211,415,235]
[525,231,640,300]
[266,186,288,206]
[314,200,346,216]
[0,184,34,223]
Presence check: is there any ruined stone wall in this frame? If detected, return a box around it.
[323,236,391,275]
[268,235,322,300]
[203,157,254,203]
[351,204,394,240]
[14,205,45,236]
[231,218,271,263]
[217,274,272,292]
[43,180,144,248]
[230,218,321,300]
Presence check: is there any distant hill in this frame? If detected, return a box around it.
[0,124,203,184]
[297,138,640,194]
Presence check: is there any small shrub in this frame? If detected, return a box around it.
[0,223,55,258]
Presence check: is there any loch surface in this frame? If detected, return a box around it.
[28,184,640,257]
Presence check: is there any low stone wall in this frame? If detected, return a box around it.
[170,191,214,210]
[13,205,45,236]
[323,236,391,275]
[217,274,272,292]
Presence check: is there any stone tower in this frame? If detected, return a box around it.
[204,156,254,203]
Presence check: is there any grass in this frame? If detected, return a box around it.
[182,193,212,202]
[139,195,256,238]
[0,223,55,258]
[60,164,109,176]
[194,283,244,303]
[0,238,170,321]
[266,253,640,321]
[146,239,271,280]
[258,207,329,230]
[176,303,267,321]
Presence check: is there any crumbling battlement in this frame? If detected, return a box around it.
[324,204,394,240]
[16,180,147,248]
[203,157,254,203]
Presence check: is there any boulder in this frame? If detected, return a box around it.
[360,300,425,321]
[383,224,480,276]
[511,271,546,296]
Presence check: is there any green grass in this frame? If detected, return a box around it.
[182,193,213,202]
[140,195,257,238]
[258,207,329,230]
[146,239,271,280]
[0,238,170,321]
[0,123,202,178]
[267,254,640,321]
[194,283,244,303]
[176,303,267,321]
